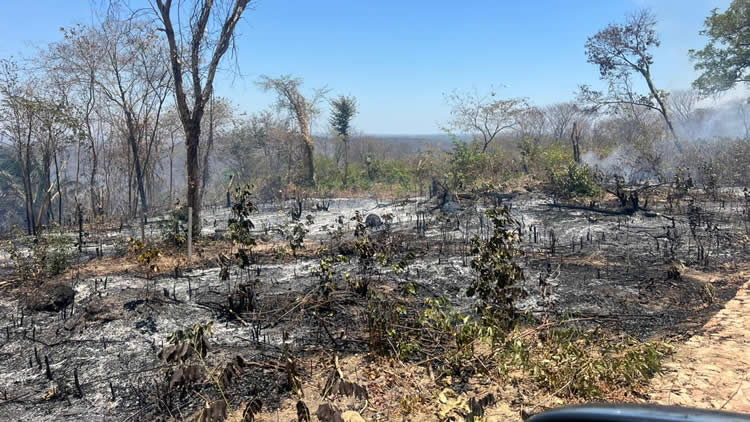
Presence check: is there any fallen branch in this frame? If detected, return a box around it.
[546,202,633,216]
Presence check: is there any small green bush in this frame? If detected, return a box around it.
[547,163,603,200]
[468,207,526,330]
[5,228,74,282]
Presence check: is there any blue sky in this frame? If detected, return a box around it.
[0,0,733,134]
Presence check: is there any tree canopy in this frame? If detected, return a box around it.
[691,0,750,96]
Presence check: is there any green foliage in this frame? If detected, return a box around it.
[447,140,488,191]
[672,166,694,199]
[690,0,750,95]
[420,297,483,371]
[4,228,74,282]
[537,142,575,173]
[366,290,415,359]
[313,155,415,192]
[311,254,349,295]
[519,138,542,172]
[128,238,162,276]
[159,212,187,247]
[329,95,357,139]
[286,222,308,257]
[227,183,258,247]
[500,327,670,400]
[417,295,669,399]
[547,163,603,200]
[468,207,526,329]
[699,159,719,200]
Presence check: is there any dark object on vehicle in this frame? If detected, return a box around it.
[365,213,383,228]
[526,404,750,422]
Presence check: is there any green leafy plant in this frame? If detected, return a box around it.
[468,207,526,331]
[547,163,603,200]
[227,183,258,247]
[503,326,670,400]
[5,228,74,282]
[311,254,349,296]
[128,238,162,278]
[287,222,308,258]
[366,290,416,359]
[159,212,187,247]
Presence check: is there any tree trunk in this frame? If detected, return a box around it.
[168,141,174,207]
[186,123,201,236]
[343,137,349,186]
[17,143,34,235]
[54,150,62,226]
[302,138,315,186]
[89,138,98,218]
[127,133,149,215]
[571,122,581,164]
[42,151,52,227]
[642,70,680,150]
[199,96,214,207]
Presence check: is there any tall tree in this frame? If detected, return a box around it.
[581,9,678,147]
[444,89,527,153]
[153,0,251,234]
[691,0,750,96]
[199,96,233,206]
[0,59,39,234]
[546,102,581,141]
[258,75,328,186]
[92,15,171,216]
[329,95,357,186]
[53,23,108,217]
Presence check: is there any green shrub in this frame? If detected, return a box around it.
[508,326,669,399]
[159,212,187,247]
[468,207,526,330]
[547,163,603,200]
[227,183,258,247]
[5,228,74,282]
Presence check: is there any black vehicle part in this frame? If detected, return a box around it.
[527,404,750,422]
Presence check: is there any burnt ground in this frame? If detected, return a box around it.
[0,189,749,420]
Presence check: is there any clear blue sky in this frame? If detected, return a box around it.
[0,0,732,134]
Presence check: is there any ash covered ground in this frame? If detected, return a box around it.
[0,189,748,420]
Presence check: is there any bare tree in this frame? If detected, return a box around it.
[199,96,233,205]
[152,0,251,234]
[91,15,171,216]
[668,89,704,139]
[258,75,328,186]
[0,59,40,234]
[581,9,678,147]
[52,25,105,217]
[444,89,528,153]
[546,102,581,141]
[516,105,547,142]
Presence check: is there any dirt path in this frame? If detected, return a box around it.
[649,278,750,412]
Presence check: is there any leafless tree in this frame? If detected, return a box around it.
[258,75,328,186]
[199,96,233,205]
[0,59,40,234]
[546,102,581,141]
[152,0,251,234]
[444,88,528,153]
[516,106,547,142]
[82,14,172,216]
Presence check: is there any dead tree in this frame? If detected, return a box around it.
[258,75,328,187]
[570,121,582,164]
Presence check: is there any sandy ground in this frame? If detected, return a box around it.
[649,275,750,412]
